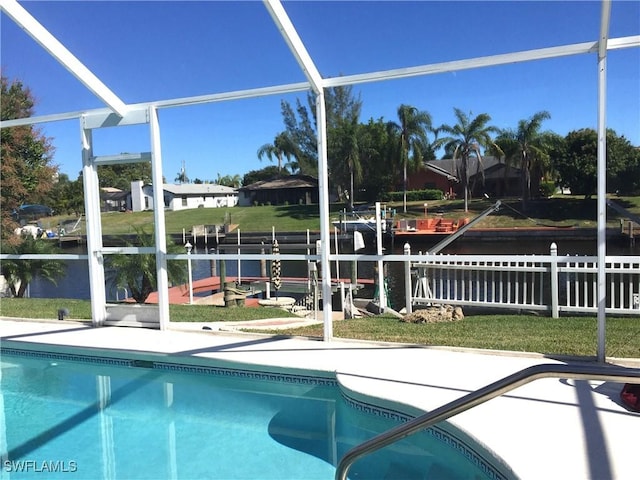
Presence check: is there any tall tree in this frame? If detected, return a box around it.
[45,173,84,216]
[387,104,432,212]
[551,128,640,198]
[257,132,298,172]
[358,118,397,202]
[279,85,363,186]
[494,111,553,210]
[1,75,57,242]
[330,119,362,210]
[242,166,283,187]
[436,109,498,212]
[98,162,152,191]
[280,97,318,176]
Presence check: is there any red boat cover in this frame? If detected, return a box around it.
[621,384,640,412]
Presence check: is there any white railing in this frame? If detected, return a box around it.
[408,244,640,316]
[1,244,639,317]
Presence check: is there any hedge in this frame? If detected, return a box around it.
[381,189,444,202]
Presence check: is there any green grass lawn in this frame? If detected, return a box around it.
[255,315,640,358]
[0,298,298,322]
[40,195,640,236]
[2,298,638,358]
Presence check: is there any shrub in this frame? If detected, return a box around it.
[380,189,444,202]
[539,181,556,198]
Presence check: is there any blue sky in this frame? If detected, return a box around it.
[2,1,639,183]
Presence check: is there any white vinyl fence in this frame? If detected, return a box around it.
[409,244,640,316]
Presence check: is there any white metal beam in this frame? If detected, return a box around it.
[596,0,611,363]
[0,0,128,116]
[81,109,149,129]
[92,152,152,165]
[262,0,324,93]
[607,34,640,50]
[323,41,600,88]
[146,82,310,110]
[2,35,637,129]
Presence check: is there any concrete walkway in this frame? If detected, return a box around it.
[1,318,639,479]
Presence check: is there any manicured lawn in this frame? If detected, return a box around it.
[41,195,640,236]
[252,314,640,359]
[2,298,638,358]
[0,298,298,322]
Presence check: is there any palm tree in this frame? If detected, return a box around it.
[215,173,242,188]
[488,134,519,198]
[175,160,189,184]
[106,228,187,303]
[436,109,498,212]
[257,132,298,173]
[1,235,66,298]
[494,111,552,211]
[388,105,432,212]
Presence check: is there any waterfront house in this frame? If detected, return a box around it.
[238,175,319,206]
[130,180,238,212]
[407,157,522,198]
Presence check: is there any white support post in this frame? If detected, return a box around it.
[80,125,107,326]
[149,106,170,330]
[375,202,387,310]
[404,243,412,314]
[316,92,333,341]
[550,243,559,318]
[596,0,611,362]
[334,226,340,282]
[237,229,242,284]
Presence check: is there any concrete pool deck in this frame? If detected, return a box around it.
[1,317,639,480]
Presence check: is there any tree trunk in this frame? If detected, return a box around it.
[16,280,27,298]
[521,152,530,212]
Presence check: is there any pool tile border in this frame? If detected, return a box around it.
[340,390,510,480]
[152,361,338,386]
[1,346,133,367]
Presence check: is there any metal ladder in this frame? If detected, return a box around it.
[335,362,640,480]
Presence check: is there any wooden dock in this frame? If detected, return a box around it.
[144,275,374,305]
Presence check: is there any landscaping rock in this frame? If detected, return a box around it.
[401,305,463,324]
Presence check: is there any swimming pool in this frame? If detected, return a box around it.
[0,344,515,479]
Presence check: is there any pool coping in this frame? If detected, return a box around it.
[1,318,639,479]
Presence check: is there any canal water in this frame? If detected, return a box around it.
[27,237,639,308]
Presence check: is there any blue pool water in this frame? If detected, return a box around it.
[0,346,513,479]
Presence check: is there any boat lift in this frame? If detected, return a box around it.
[413,201,502,302]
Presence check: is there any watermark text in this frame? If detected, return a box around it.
[3,460,77,473]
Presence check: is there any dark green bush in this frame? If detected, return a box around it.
[381,189,444,202]
[539,181,557,198]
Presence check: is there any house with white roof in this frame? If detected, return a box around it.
[130,180,238,212]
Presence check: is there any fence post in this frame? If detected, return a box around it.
[404,243,412,314]
[550,242,559,318]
